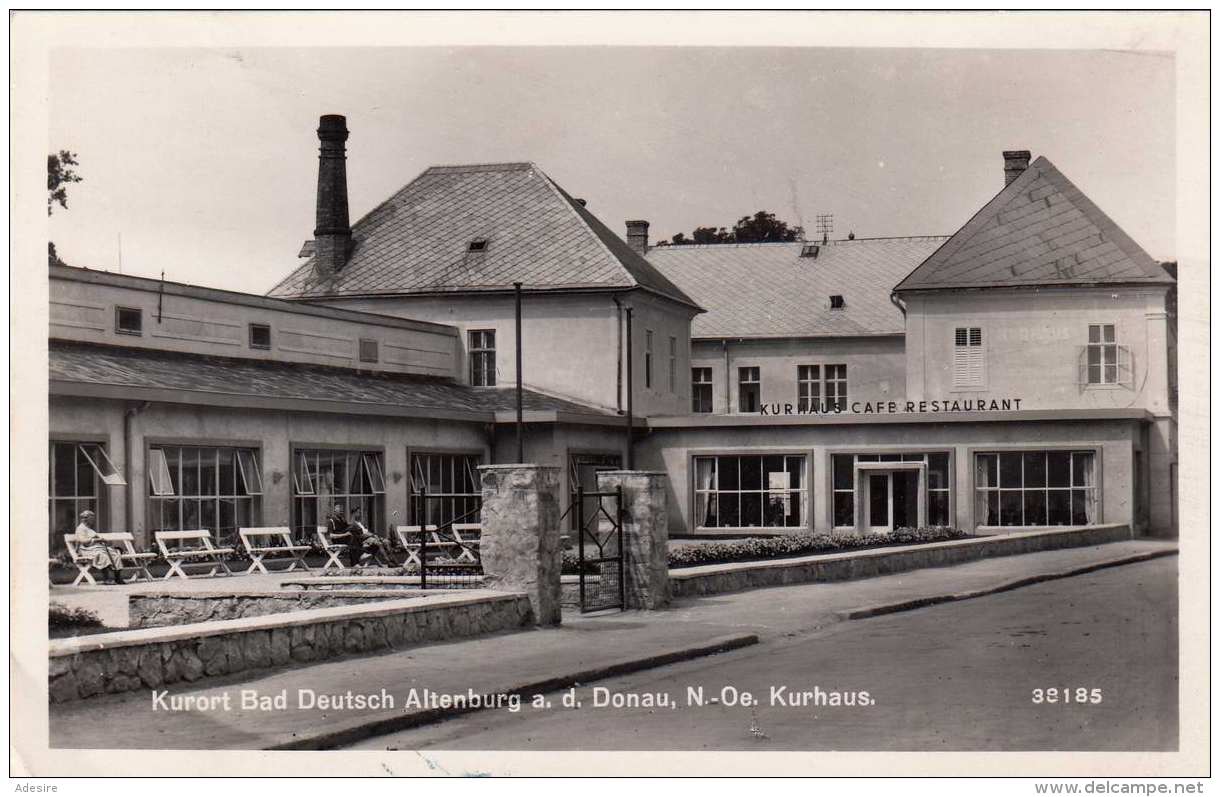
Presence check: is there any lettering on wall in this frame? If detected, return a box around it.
[758,398,1024,416]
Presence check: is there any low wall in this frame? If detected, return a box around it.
[128,591,425,628]
[671,524,1132,598]
[49,590,534,703]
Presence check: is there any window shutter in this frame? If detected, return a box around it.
[953,327,985,388]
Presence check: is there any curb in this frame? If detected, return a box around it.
[266,631,760,750]
[836,548,1178,621]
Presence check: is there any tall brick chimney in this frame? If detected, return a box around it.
[313,114,352,277]
[625,220,649,254]
[1003,150,1031,187]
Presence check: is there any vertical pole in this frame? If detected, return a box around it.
[515,282,524,463]
[576,483,586,612]
[616,484,625,610]
[419,485,428,591]
[625,307,634,469]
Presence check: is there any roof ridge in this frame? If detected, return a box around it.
[650,235,951,251]
[422,162,536,174]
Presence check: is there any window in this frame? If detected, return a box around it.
[291,449,385,540]
[359,338,379,363]
[738,367,761,413]
[469,329,496,387]
[797,364,848,411]
[115,306,142,336]
[668,336,677,392]
[797,365,821,412]
[1086,324,1118,385]
[975,451,1097,527]
[467,238,488,252]
[645,330,654,389]
[249,323,271,350]
[691,367,714,413]
[829,295,845,310]
[147,445,262,547]
[831,452,951,529]
[800,244,820,258]
[953,326,985,388]
[48,442,125,551]
[410,453,482,527]
[693,455,807,529]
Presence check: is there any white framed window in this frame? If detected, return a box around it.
[469,329,496,386]
[797,364,847,411]
[738,367,761,413]
[645,330,654,389]
[410,453,481,527]
[975,451,1097,527]
[292,449,386,540]
[49,441,123,551]
[668,335,677,392]
[693,454,807,529]
[115,306,143,336]
[1080,323,1133,387]
[953,326,985,388]
[147,445,262,546]
[691,367,713,413]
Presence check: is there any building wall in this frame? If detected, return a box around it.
[689,336,906,415]
[634,418,1142,537]
[903,287,1173,416]
[50,270,459,378]
[50,396,491,548]
[321,289,695,416]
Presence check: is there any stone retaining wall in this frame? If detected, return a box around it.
[670,524,1132,598]
[49,590,533,703]
[128,591,424,628]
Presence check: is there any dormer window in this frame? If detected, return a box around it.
[800,244,820,259]
[468,239,488,253]
[829,295,846,310]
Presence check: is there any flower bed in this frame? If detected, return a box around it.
[667,527,971,569]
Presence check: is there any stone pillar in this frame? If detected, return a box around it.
[596,470,671,610]
[478,464,562,626]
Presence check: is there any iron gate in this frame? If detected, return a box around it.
[573,484,625,612]
[407,486,484,590]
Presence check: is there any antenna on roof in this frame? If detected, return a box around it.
[815,213,834,245]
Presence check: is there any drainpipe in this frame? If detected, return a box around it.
[613,296,623,412]
[123,401,151,536]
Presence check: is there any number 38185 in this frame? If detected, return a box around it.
[1031,688,1102,704]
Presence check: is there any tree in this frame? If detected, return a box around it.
[48,150,83,215]
[666,210,804,246]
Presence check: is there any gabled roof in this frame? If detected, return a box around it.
[645,237,947,339]
[268,162,701,310]
[894,156,1173,292]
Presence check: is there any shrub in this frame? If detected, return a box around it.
[561,551,600,576]
[48,603,103,630]
[667,527,969,569]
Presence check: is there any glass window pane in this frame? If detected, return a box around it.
[1088,325,1101,343]
[1023,452,1046,487]
[80,444,126,486]
[294,452,314,495]
[1048,489,1072,525]
[1047,452,1071,487]
[740,493,762,527]
[1000,491,1023,525]
[1072,453,1094,486]
[928,453,950,490]
[75,450,95,498]
[180,449,199,496]
[218,450,236,496]
[833,455,853,490]
[928,492,949,526]
[237,450,263,495]
[786,456,805,489]
[52,443,76,496]
[1103,325,1115,343]
[719,457,740,491]
[200,449,217,495]
[833,492,854,527]
[148,449,176,496]
[201,499,217,535]
[718,494,739,528]
[880,453,902,462]
[999,453,1022,488]
[740,457,762,490]
[1023,490,1047,525]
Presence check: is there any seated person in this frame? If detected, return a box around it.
[325,502,360,568]
[349,508,392,568]
[74,510,127,585]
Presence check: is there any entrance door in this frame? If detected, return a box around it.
[868,473,891,532]
[892,470,919,529]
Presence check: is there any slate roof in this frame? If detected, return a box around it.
[894,156,1173,292]
[268,162,700,310]
[50,340,613,419]
[645,237,948,339]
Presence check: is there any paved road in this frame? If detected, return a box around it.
[351,557,1178,751]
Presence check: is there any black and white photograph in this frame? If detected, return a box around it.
[9,9,1210,782]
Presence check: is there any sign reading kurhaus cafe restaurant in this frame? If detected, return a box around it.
[759,398,1025,416]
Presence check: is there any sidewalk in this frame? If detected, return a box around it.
[48,538,1175,751]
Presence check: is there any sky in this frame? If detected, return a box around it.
[48,46,1176,295]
